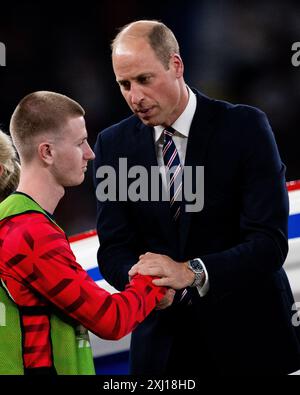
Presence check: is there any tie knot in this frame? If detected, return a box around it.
[163,126,176,144]
[164,126,175,136]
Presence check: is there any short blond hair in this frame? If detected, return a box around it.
[10,91,85,162]
[0,129,20,202]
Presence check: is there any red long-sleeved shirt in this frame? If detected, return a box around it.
[0,212,166,369]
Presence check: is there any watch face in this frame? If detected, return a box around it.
[190,259,204,273]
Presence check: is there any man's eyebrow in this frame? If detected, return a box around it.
[76,135,88,142]
[118,73,152,83]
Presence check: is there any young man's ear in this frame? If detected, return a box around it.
[38,143,54,165]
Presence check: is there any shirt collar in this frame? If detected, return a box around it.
[154,86,197,143]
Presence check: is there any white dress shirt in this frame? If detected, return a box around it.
[153,86,209,297]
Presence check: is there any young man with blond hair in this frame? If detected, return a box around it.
[0,91,169,375]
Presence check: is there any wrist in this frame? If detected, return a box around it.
[186,258,205,288]
[183,261,196,287]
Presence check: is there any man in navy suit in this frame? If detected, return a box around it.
[94,20,300,375]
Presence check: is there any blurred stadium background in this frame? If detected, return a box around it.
[1,0,300,375]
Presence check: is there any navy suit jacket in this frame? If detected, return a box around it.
[94,90,300,375]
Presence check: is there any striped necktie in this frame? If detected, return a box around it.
[163,127,191,305]
[162,126,183,222]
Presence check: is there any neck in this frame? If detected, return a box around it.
[17,167,64,214]
[165,82,189,127]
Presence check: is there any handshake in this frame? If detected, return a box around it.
[128,252,198,310]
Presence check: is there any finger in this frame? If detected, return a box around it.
[128,263,141,276]
[138,256,157,265]
[156,300,168,309]
[142,252,161,260]
[137,266,164,277]
[128,266,137,276]
[164,288,175,296]
[166,288,176,297]
[139,252,152,259]
[155,296,173,310]
[156,304,168,310]
[139,257,165,268]
[136,256,157,265]
[128,268,137,277]
[152,277,173,287]
[136,260,162,271]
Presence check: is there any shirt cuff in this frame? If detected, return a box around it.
[195,258,209,297]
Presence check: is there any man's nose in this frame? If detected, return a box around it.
[129,84,144,106]
[85,143,95,161]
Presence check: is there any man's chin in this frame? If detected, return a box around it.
[64,177,85,188]
[138,116,159,127]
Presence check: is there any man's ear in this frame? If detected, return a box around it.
[0,164,4,177]
[170,53,184,78]
[38,142,54,165]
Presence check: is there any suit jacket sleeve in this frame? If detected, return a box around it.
[201,107,289,299]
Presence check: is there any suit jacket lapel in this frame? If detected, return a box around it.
[179,90,216,258]
[131,121,178,248]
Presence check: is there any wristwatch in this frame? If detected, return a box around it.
[187,258,205,287]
